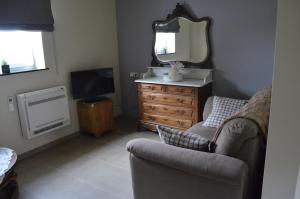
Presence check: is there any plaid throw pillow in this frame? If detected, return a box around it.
[157,125,210,151]
[203,96,248,128]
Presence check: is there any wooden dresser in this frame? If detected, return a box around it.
[137,82,212,131]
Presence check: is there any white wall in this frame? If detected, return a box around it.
[0,0,121,154]
[261,0,300,199]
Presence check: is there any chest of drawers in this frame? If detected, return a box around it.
[137,82,212,131]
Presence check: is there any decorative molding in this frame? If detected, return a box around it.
[166,3,195,21]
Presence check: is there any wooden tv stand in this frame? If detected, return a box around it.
[77,97,114,138]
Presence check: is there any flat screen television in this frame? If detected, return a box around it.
[71,68,115,100]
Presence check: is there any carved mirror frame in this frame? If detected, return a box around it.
[151,3,213,68]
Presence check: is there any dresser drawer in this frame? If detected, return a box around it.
[139,83,163,92]
[165,86,195,95]
[142,113,193,129]
[141,92,194,106]
[143,103,194,118]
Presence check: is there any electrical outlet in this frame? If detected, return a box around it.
[129,72,139,78]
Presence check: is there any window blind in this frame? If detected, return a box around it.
[155,19,180,33]
[0,0,54,31]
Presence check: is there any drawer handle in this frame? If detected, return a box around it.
[176,98,184,103]
[176,110,185,115]
[145,86,155,90]
[148,116,156,121]
[146,106,156,111]
[147,95,156,100]
[163,107,168,111]
[176,121,185,127]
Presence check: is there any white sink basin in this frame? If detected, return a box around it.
[162,74,183,82]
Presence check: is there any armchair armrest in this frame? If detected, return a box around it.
[127,138,249,186]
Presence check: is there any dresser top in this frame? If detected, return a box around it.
[135,77,212,88]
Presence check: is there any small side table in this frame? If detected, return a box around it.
[77,97,114,138]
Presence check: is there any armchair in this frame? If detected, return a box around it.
[127,97,265,199]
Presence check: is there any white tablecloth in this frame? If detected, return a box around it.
[0,148,17,184]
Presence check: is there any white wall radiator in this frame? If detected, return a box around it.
[17,86,70,139]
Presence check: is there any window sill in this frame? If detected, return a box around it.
[0,68,49,77]
[156,53,176,55]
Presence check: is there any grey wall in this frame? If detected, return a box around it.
[116,0,277,117]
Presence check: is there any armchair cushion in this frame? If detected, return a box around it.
[157,125,211,152]
[185,122,216,140]
[203,96,248,128]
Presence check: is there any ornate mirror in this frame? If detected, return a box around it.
[152,3,212,68]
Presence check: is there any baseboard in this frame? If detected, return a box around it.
[18,132,80,161]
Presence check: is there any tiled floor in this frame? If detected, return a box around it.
[15,117,159,199]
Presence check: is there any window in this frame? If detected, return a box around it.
[155,33,176,55]
[0,31,46,75]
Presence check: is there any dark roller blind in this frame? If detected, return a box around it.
[155,19,180,33]
[0,0,54,31]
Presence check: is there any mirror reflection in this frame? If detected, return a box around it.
[154,17,208,63]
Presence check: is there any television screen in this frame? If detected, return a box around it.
[71,68,115,100]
